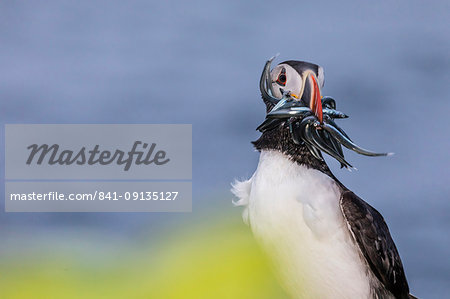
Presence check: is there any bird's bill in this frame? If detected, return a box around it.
[309,74,323,123]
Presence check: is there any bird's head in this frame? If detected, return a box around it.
[269,60,324,109]
[255,56,391,170]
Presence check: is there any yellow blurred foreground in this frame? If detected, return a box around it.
[0,214,288,299]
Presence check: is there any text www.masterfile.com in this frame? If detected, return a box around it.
[9,191,180,201]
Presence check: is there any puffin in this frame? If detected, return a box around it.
[232,57,417,299]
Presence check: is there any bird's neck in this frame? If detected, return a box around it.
[252,124,335,179]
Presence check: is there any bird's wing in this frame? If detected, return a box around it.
[340,190,410,299]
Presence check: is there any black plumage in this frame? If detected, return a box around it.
[340,191,410,299]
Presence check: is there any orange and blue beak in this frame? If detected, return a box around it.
[309,74,323,123]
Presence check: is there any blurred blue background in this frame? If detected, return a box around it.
[0,1,449,298]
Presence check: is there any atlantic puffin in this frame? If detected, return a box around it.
[232,56,416,299]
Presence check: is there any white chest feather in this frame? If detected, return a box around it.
[232,150,372,299]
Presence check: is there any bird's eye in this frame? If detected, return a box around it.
[276,70,287,86]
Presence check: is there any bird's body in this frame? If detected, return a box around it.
[232,58,414,298]
[233,150,390,299]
